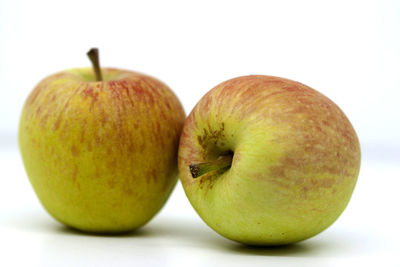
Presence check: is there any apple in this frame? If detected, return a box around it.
[19,48,185,233]
[178,75,361,245]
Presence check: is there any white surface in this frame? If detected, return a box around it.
[1,0,400,266]
[1,148,400,267]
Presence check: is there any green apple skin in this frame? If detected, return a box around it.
[178,75,361,245]
[19,68,185,233]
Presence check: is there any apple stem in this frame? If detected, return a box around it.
[189,154,233,178]
[87,48,103,82]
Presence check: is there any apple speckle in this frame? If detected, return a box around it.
[70,145,80,157]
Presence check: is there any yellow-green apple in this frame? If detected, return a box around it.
[178,75,361,245]
[19,49,185,233]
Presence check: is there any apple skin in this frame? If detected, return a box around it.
[19,68,185,233]
[178,75,361,245]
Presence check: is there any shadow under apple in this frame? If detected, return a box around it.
[3,210,371,258]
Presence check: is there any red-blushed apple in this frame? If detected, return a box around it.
[178,75,361,245]
[19,49,185,233]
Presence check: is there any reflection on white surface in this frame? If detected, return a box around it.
[0,147,399,267]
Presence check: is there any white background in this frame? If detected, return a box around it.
[1,0,399,266]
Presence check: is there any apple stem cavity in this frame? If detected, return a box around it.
[189,154,233,178]
[87,48,103,82]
